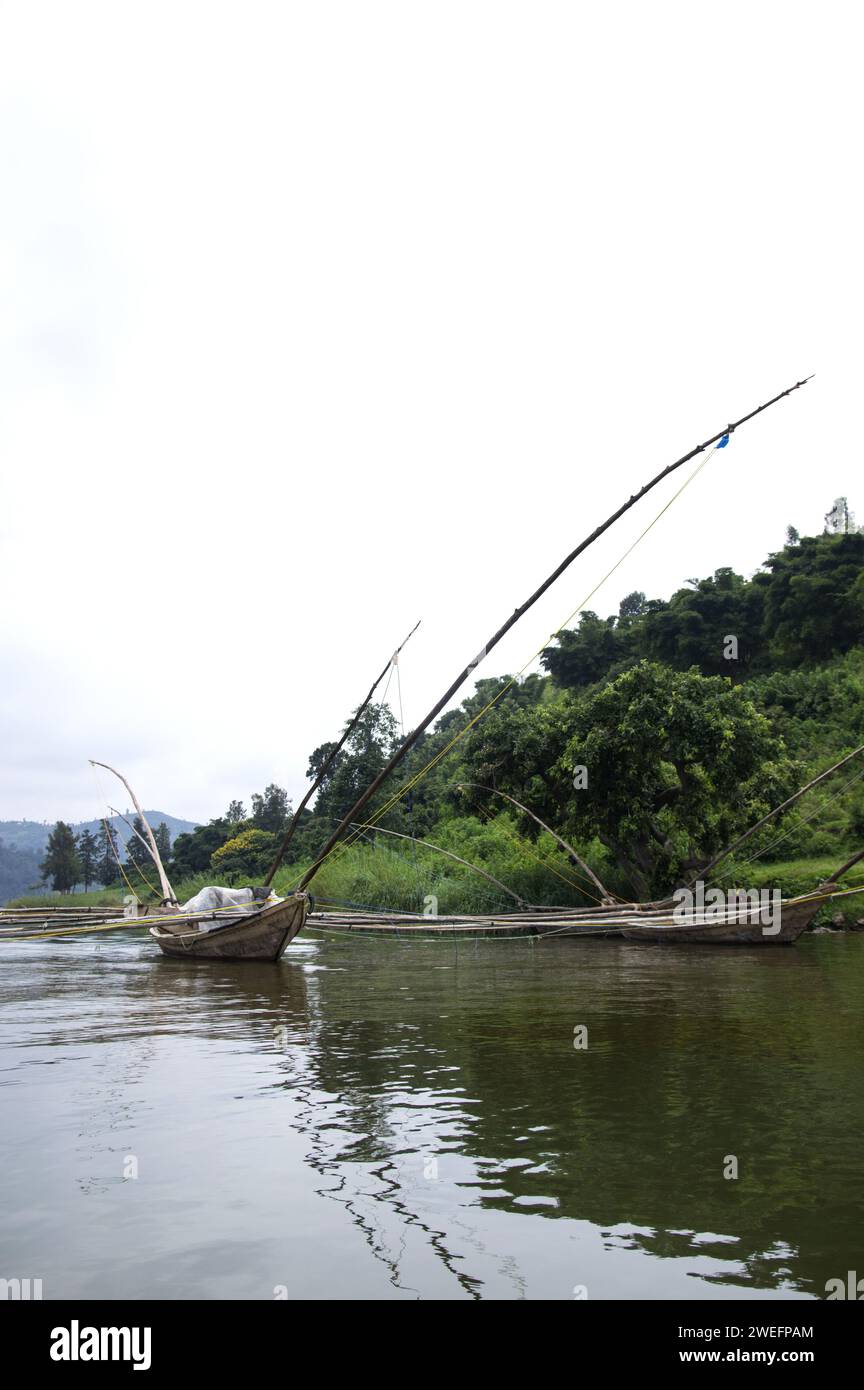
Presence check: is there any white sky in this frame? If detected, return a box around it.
[1,1,861,824]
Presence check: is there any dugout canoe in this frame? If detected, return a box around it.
[617,891,825,945]
[148,892,308,961]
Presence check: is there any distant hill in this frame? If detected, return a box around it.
[0,839,44,906]
[0,812,199,904]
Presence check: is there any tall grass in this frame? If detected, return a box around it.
[271,829,604,915]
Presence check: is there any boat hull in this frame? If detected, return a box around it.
[149,894,308,961]
[619,894,822,945]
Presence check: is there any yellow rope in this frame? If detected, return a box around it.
[100,816,143,904]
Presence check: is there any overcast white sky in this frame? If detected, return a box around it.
[1,1,861,825]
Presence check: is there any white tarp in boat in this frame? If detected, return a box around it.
[179,886,283,931]
[170,884,286,939]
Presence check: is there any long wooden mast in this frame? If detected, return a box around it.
[298,377,812,892]
[263,620,421,886]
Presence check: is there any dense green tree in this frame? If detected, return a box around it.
[211,828,277,881]
[76,829,100,891]
[541,611,630,688]
[225,799,246,825]
[40,822,82,893]
[307,742,339,785]
[170,819,233,877]
[618,590,647,621]
[551,663,796,895]
[312,704,400,830]
[464,664,796,897]
[755,532,864,666]
[153,822,171,863]
[97,822,121,887]
[461,696,573,811]
[640,568,765,677]
[125,815,152,874]
[250,784,291,835]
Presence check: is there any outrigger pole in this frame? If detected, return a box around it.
[263,620,421,886]
[455,783,615,903]
[89,760,177,904]
[298,376,813,891]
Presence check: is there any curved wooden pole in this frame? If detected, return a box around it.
[353,822,530,908]
[90,761,176,903]
[263,620,421,886]
[298,377,812,890]
[456,782,615,903]
[108,805,151,859]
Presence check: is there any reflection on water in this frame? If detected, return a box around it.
[1,929,862,1300]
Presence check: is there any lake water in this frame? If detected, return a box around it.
[1,929,862,1300]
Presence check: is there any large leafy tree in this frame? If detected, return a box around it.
[552,663,796,896]
[463,663,796,898]
[210,828,277,881]
[461,698,573,810]
[392,674,549,835]
[40,822,82,894]
[250,784,292,835]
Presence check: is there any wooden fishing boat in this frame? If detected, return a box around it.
[616,891,825,945]
[147,892,308,961]
[303,892,825,943]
